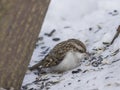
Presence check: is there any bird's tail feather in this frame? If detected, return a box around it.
[28,60,43,71]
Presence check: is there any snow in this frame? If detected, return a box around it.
[22,0,120,90]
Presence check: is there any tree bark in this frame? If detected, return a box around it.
[0,0,50,90]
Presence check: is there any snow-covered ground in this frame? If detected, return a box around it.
[22,0,120,90]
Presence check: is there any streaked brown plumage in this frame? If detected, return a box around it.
[29,39,87,72]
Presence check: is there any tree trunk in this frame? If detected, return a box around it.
[0,0,50,90]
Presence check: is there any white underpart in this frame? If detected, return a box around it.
[51,51,86,72]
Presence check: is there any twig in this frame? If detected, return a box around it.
[111,25,120,45]
[44,29,56,37]
[112,59,120,64]
[110,49,119,56]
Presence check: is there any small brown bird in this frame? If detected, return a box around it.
[29,39,88,72]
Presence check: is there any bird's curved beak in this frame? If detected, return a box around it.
[84,52,90,60]
[85,52,90,56]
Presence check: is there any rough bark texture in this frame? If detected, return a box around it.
[0,0,50,89]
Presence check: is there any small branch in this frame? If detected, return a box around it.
[44,29,56,37]
[111,25,120,45]
[112,59,120,64]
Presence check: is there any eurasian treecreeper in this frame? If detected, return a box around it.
[29,39,88,72]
